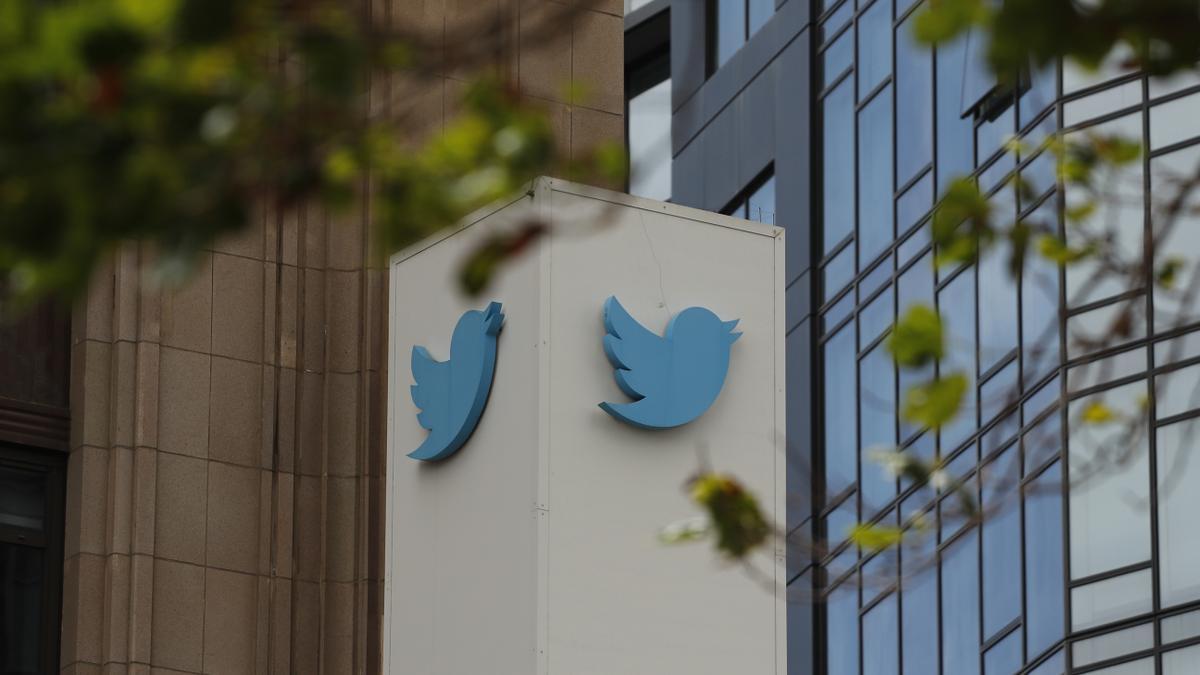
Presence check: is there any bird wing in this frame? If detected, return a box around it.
[602,296,670,401]
[410,345,450,430]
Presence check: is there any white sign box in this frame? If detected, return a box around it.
[384,178,786,675]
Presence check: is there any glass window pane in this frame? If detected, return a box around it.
[860,259,893,301]
[1071,622,1154,669]
[979,218,1019,373]
[941,529,981,675]
[748,175,776,225]
[1063,44,1137,94]
[1064,113,1144,308]
[862,593,898,675]
[859,85,895,264]
[959,27,994,115]
[857,0,893,100]
[977,104,1015,171]
[825,495,859,577]
[1063,80,1142,127]
[1150,69,1200,99]
[1156,363,1200,419]
[1157,419,1200,606]
[1067,298,1147,361]
[825,245,856,301]
[859,285,894,348]
[1071,568,1154,631]
[896,11,933,187]
[936,35,976,193]
[982,445,1021,639]
[939,267,978,452]
[1022,199,1061,387]
[824,80,856,253]
[0,543,45,674]
[821,0,855,43]
[826,583,859,675]
[1164,644,1200,675]
[981,359,1018,426]
[901,529,938,675]
[714,0,746,69]
[1162,608,1200,644]
[1020,61,1057,133]
[748,0,774,36]
[628,78,673,202]
[1151,93,1200,150]
[0,466,45,532]
[822,29,854,88]
[1021,151,1056,205]
[825,324,859,497]
[1024,407,1062,474]
[861,343,897,513]
[1025,462,1065,659]
[897,171,934,240]
[1068,381,1152,579]
[984,628,1022,675]
[1151,145,1200,333]
[1156,329,1200,367]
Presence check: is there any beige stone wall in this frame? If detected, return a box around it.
[60,1,622,673]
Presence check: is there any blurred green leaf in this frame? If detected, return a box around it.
[1036,234,1094,264]
[931,177,991,267]
[1080,400,1116,424]
[888,304,944,368]
[688,472,770,560]
[913,0,989,44]
[903,373,968,429]
[1156,257,1185,289]
[849,523,904,553]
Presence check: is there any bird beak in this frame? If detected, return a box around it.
[483,301,504,335]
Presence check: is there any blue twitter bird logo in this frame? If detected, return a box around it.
[599,296,741,429]
[408,302,504,461]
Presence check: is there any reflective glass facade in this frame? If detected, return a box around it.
[627,0,1200,672]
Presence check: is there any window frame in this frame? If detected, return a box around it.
[0,442,66,674]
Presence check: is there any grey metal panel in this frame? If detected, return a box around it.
[385,197,542,675]
[671,135,705,209]
[785,316,813,531]
[670,0,707,115]
[787,586,815,673]
[624,0,670,31]
[775,29,812,286]
[786,269,811,333]
[739,61,777,187]
[702,102,741,212]
[672,0,811,154]
[387,179,787,675]
[541,182,785,675]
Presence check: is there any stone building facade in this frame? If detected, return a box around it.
[0,1,624,673]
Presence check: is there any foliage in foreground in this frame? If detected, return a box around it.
[0,0,620,301]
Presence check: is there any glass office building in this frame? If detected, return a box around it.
[626,1,1200,673]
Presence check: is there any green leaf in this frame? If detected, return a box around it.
[1080,400,1115,424]
[903,373,968,429]
[688,472,771,560]
[912,0,989,45]
[1156,257,1185,289]
[887,304,944,368]
[1036,234,1094,264]
[849,523,905,552]
[931,177,991,267]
